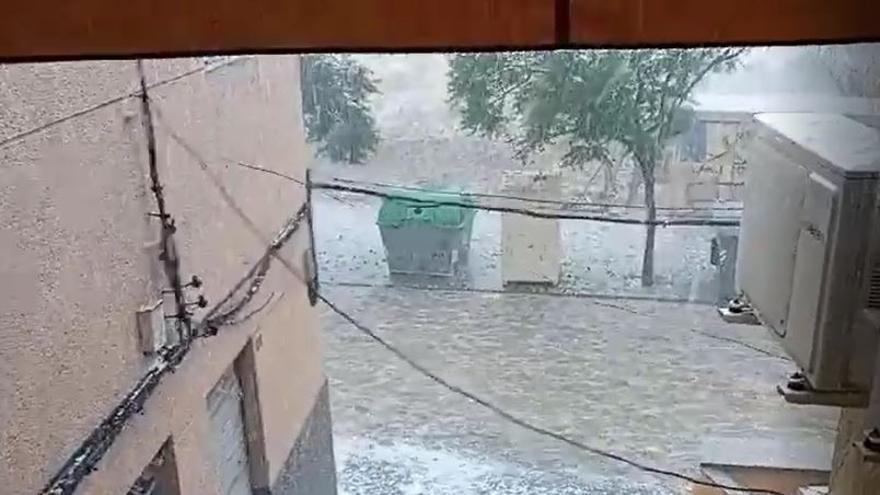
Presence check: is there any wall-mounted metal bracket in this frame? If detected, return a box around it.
[778,372,869,408]
[855,429,880,463]
[717,297,761,325]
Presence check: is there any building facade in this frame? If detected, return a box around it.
[0,56,335,494]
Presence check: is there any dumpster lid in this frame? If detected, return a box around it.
[376,188,474,228]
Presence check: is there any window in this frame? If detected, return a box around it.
[127,438,181,495]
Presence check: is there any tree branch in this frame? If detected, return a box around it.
[489,72,533,108]
[656,48,746,146]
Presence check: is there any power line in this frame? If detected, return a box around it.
[225,292,281,326]
[228,161,740,227]
[233,159,743,221]
[327,176,745,212]
[325,281,793,361]
[314,181,741,227]
[235,161,306,185]
[323,280,677,313]
[690,329,791,361]
[163,118,782,495]
[202,205,308,333]
[136,60,192,342]
[40,208,308,495]
[0,57,246,150]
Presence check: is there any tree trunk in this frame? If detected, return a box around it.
[641,170,656,287]
[601,161,614,201]
[625,169,642,205]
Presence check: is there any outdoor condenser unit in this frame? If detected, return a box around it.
[738,113,880,398]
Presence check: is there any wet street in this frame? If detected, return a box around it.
[311,53,841,494]
[321,284,839,494]
[313,137,836,494]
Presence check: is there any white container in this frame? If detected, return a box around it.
[501,170,563,285]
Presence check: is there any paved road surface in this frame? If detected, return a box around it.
[321,285,838,494]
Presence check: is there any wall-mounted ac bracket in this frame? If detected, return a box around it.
[717,307,761,325]
[777,374,869,408]
[854,429,880,463]
[717,297,761,325]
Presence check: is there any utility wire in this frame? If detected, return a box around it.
[325,281,792,361]
[690,329,791,361]
[327,176,745,212]
[323,280,667,313]
[163,118,782,495]
[201,206,308,332]
[0,57,246,150]
[40,206,307,495]
[229,161,740,227]
[235,161,306,185]
[314,181,740,227]
[229,162,743,215]
[226,292,281,326]
[136,60,192,341]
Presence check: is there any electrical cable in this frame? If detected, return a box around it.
[323,280,672,313]
[314,181,740,227]
[40,208,307,495]
[0,57,246,151]
[228,162,743,215]
[136,60,192,342]
[235,161,306,185]
[225,292,281,326]
[162,117,783,495]
[327,176,745,212]
[690,329,791,361]
[228,161,740,227]
[325,282,791,361]
[201,205,308,332]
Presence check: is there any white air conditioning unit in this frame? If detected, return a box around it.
[739,113,880,397]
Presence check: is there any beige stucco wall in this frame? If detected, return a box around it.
[830,408,880,495]
[0,55,326,494]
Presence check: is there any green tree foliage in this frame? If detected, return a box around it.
[300,55,380,164]
[447,49,744,286]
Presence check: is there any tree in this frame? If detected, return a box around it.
[447,49,744,286]
[300,55,380,164]
[814,45,880,97]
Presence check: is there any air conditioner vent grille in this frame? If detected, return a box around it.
[868,262,880,309]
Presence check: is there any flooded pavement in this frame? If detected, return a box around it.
[321,284,839,494]
[311,53,840,494]
[336,438,677,495]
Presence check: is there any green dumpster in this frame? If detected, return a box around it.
[377,189,475,277]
